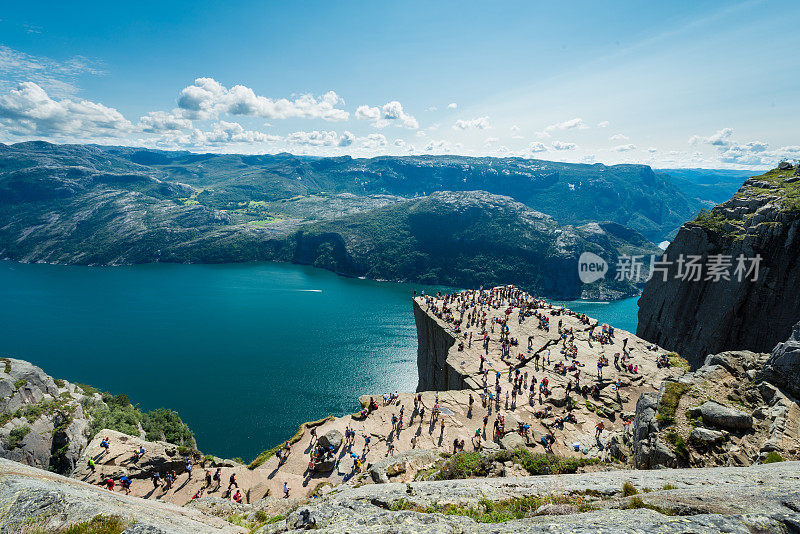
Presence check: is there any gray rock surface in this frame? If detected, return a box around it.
[256,461,800,533]
[637,167,800,365]
[0,358,94,473]
[631,393,676,469]
[698,401,753,431]
[368,449,439,484]
[757,320,800,398]
[500,432,527,450]
[0,458,242,533]
[317,429,343,452]
[689,427,727,445]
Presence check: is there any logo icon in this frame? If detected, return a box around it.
[578,252,608,284]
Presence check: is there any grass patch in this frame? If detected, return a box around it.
[662,483,678,490]
[248,415,334,469]
[625,496,676,516]
[13,379,27,389]
[0,358,10,374]
[764,451,784,464]
[59,515,128,534]
[667,352,690,371]
[693,208,730,233]
[54,378,66,388]
[7,425,31,448]
[657,382,691,426]
[622,481,638,496]
[433,449,601,480]
[390,494,594,523]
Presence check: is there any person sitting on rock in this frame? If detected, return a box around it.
[232,489,242,503]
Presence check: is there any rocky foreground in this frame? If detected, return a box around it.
[2,455,800,533]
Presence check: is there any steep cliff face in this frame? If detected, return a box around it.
[637,164,800,365]
[412,298,466,392]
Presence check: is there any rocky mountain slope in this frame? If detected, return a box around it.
[0,357,194,475]
[637,162,800,365]
[0,142,665,299]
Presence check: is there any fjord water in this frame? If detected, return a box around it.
[0,260,638,460]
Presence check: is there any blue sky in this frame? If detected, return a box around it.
[0,0,797,168]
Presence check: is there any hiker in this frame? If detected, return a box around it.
[205,469,212,488]
[105,477,115,491]
[595,420,605,438]
[213,468,221,490]
[186,460,193,479]
[229,473,238,489]
[87,458,96,472]
[283,482,290,498]
[152,471,161,488]
[120,476,132,495]
[100,437,110,454]
[232,489,243,503]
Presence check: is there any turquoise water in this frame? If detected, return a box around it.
[558,297,640,334]
[0,261,639,460]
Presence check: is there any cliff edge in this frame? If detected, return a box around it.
[637,162,800,365]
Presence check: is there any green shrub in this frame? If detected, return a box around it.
[622,481,638,496]
[657,382,691,426]
[141,408,193,445]
[512,449,600,476]
[13,379,27,389]
[7,425,31,448]
[54,379,66,388]
[435,451,485,480]
[764,451,784,464]
[0,358,10,374]
[665,431,688,458]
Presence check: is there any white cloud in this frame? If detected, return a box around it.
[510,125,520,132]
[362,133,388,149]
[355,101,418,129]
[483,137,499,147]
[597,121,610,128]
[177,78,349,121]
[453,116,490,130]
[202,121,279,144]
[0,82,131,137]
[610,133,629,141]
[286,130,342,146]
[552,141,577,151]
[447,102,458,109]
[528,142,548,153]
[139,111,193,132]
[611,143,636,152]
[689,127,733,147]
[648,147,658,153]
[536,117,588,137]
[0,45,103,97]
[424,140,457,153]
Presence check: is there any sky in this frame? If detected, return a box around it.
[0,0,798,168]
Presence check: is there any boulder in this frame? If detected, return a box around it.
[778,161,793,170]
[313,457,336,473]
[368,449,438,484]
[631,392,678,468]
[286,507,318,530]
[317,429,343,452]
[757,321,800,399]
[500,432,527,451]
[698,401,753,431]
[689,427,727,445]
